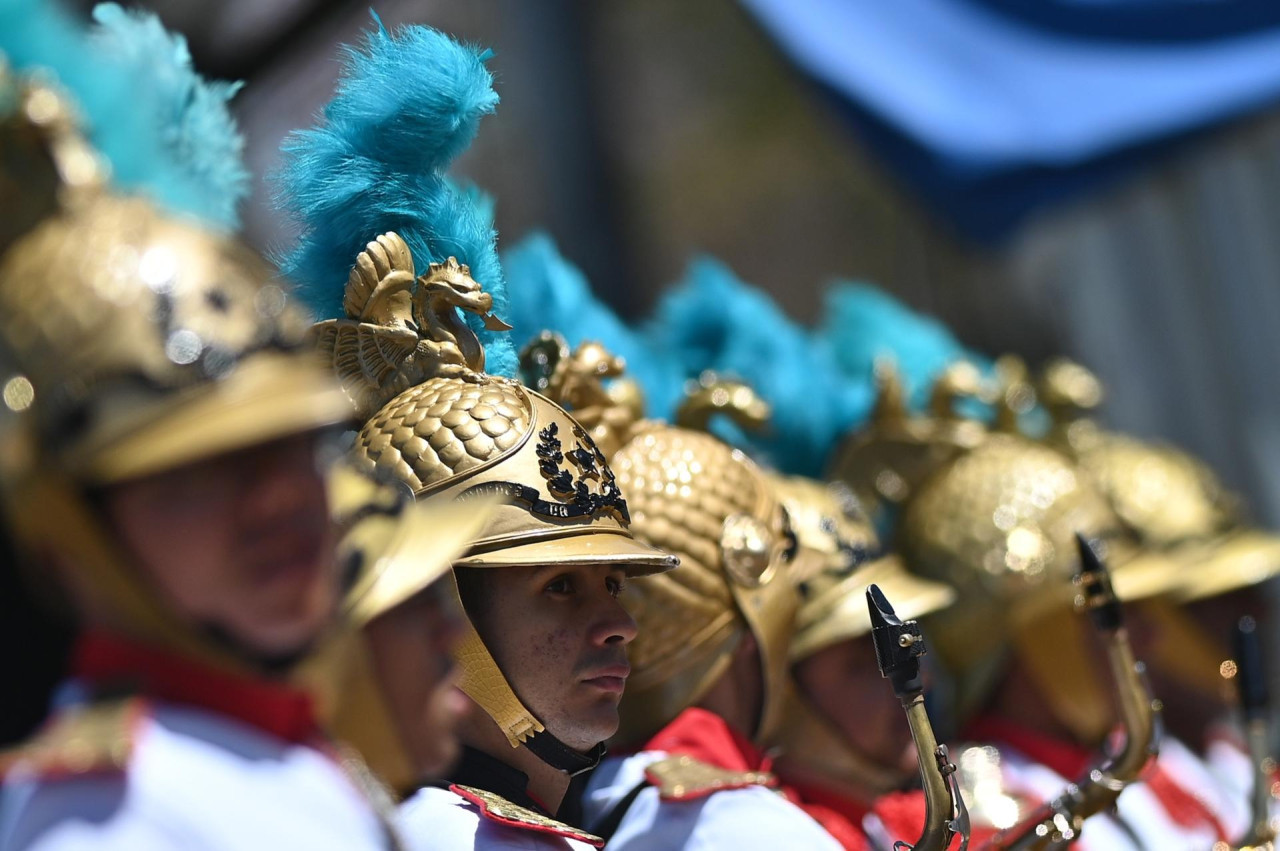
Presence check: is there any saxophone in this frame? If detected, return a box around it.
[980,534,1160,850]
[1230,615,1276,851]
[867,584,971,851]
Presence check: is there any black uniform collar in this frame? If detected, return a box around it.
[439,745,590,827]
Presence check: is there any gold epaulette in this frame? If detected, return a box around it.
[0,698,144,780]
[450,784,604,848]
[643,754,778,802]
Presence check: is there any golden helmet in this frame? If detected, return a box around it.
[769,473,956,798]
[304,462,495,794]
[898,431,1170,742]
[317,240,675,772]
[529,341,801,747]
[776,475,954,661]
[827,361,989,533]
[0,67,350,668]
[1041,358,1280,603]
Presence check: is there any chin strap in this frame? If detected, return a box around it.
[524,732,606,777]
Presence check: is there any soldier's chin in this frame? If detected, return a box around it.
[209,592,336,664]
[549,705,619,753]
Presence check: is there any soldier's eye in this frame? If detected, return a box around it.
[606,576,625,598]
[545,575,574,596]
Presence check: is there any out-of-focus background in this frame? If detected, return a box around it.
[65,0,1280,526]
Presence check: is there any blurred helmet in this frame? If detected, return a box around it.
[769,473,955,797]
[303,463,494,794]
[0,51,349,671]
[1041,358,1280,604]
[899,432,1170,742]
[827,361,989,536]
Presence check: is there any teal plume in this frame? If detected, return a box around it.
[272,16,515,378]
[819,282,987,410]
[648,257,873,477]
[91,3,248,229]
[503,233,684,419]
[0,0,249,228]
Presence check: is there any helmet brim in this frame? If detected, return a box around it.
[77,351,354,484]
[457,529,678,577]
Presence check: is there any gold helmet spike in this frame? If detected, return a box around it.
[319,248,673,773]
[530,345,799,747]
[1040,358,1280,604]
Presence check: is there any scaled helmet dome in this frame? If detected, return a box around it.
[1041,358,1280,604]
[898,431,1170,743]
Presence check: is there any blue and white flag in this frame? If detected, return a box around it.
[744,0,1280,240]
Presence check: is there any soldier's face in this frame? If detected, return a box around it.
[794,637,919,780]
[365,576,467,778]
[101,431,336,659]
[466,562,637,751]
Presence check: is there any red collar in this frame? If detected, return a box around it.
[964,716,1092,780]
[73,631,319,744]
[644,707,772,773]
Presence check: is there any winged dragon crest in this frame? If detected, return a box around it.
[313,232,512,421]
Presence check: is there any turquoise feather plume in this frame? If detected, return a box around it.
[91,3,248,229]
[0,0,250,228]
[648,257,873,477]
[503,233,685,419]
[819,282,987,411]
[272,16,516,378]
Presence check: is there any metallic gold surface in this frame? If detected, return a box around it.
[769,473,957,802]
[983,555,1159,850]
[1041,358,1280,604]
[611,422,799,745]
[643,754,775,800]
[0,194,345,483]
[314,234,512,423]
[897,431,1167,742]
[306,466,494,794]
[674,374,771,434]
[452,784,604,846]
[827,361,987,532]
[773,474,955,660]
[0,62,351,678]
[0,698,138,777]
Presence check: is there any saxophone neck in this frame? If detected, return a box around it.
[867,585,970,851]
[1235,616,1276,848]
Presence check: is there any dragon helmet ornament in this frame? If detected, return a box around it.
[0,2,350,670]
[273,18,674,776]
